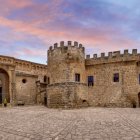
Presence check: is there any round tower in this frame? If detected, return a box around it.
[47,41,88,108]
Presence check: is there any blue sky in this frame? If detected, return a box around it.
[0,0,139,63]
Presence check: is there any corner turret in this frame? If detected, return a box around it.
[47,41,88,108]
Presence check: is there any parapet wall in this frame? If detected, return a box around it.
[0,55,47,75]
[0,55,15,65]
[86,49,140,65]
[15,59,47,75]
[48,41,85,56]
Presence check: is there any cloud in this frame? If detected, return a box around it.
[0,16,65,41]
[0,0,32,16]
[0,0,139,63]
[0,15,138,56]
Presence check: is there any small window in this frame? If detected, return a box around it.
[22,79,27,84]
[44,76,47,83]
[88,76,94,86]
[113,73,119,82]
[75,73,80,82]
[43,76,50,84]
[48,77,50,84]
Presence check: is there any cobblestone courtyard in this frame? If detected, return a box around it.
[0,106,140,140]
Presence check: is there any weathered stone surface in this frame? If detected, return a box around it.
[47,82,88,108]
[86,61,138,107]
[0,55,47,105]
[0,41,140,108]
[47,41,88,108]
[0,106,140,140]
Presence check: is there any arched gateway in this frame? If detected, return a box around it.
[0,69,10,104]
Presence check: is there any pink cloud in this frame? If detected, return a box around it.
[0,4,138,56]
[22,48,45,57]
[0,16,65,40]
[0,15,138,53]
[0,0,32,16]
[7,0,32,8]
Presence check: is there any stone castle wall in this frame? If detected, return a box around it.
[16,73,38,104]
[0,42,140,108]
[47,41,88,108]
[86,49,140,107]
[47,41,85,83]
[0,55,48,105]
[47,83,87,108]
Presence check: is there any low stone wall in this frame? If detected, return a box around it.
[47,82,88,108]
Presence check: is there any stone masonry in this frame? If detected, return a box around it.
[1,106,140,140]
[0,41,140,108]
[47,41,88,108]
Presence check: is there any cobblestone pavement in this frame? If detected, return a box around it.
[0,106,140,140]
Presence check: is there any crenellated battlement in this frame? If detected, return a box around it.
[86,49,140,65]
[86,49,138,59]
[48,41,85,54]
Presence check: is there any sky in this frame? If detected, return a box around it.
[0,0,140,64]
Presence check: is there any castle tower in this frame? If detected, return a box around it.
[47,41,88,108]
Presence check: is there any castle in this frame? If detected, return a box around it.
[0,41,140,108]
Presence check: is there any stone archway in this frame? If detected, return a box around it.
[0,69,10,103]
[138,92,140,107]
